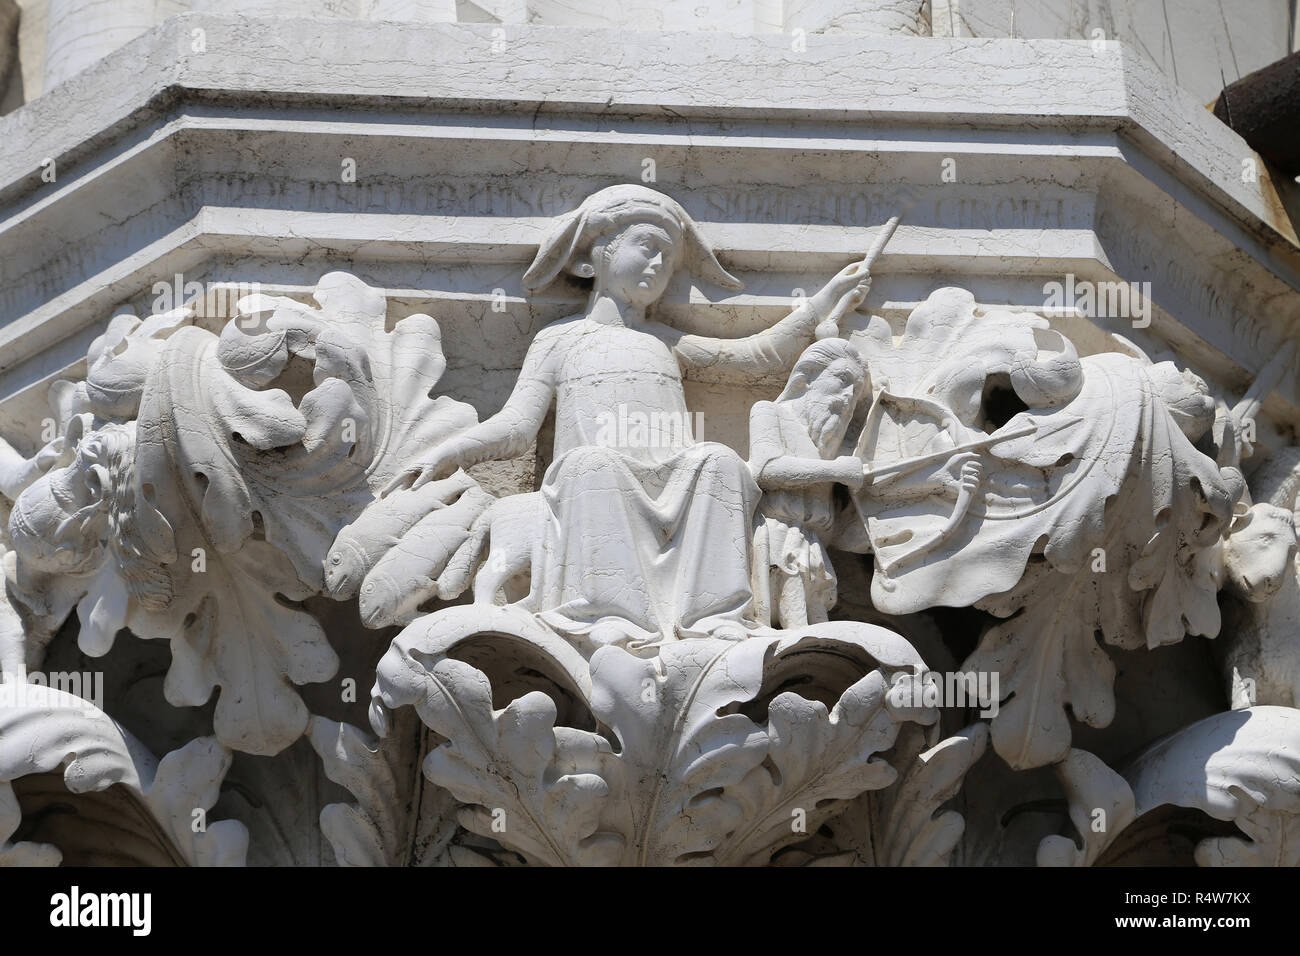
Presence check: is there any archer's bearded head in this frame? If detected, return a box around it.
[779,339,870,457]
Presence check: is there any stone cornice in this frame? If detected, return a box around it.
[1,15,1292,225]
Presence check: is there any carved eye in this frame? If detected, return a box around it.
[363,582,373,593]
[330,552,342,565]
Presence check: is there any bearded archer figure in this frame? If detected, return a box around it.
[748,339,874,629]
[387,185,868,648]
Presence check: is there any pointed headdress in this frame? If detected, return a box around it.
[521,185,743,293]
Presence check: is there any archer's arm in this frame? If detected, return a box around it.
[748,401,864,492]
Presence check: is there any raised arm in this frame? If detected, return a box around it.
[383,325,562,494]
[667,262,871,383]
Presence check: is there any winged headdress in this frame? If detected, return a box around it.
[521,184,742,293]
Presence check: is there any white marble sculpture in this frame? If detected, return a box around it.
[749,338,873,629]
[385,185,872,648]
[1,184,1298,868]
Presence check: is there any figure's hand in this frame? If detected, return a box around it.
[809,261,872,322]
[951,452,982,494]
[834,455,865,491]
[842,278,872,311]
[381,443,462,497]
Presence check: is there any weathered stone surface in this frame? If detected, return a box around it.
[0,7,1297,869]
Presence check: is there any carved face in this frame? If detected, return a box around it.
[802,358,862,454]
[9,463,106,574]
[597,223,678,308]
[1223,503,1298,602]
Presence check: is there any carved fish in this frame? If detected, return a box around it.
[324,470,477,598]
[357,485,494,627]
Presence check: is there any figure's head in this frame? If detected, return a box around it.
[521,185,741,303]
[592,221,680,309]
[778,339,870,455]
[1223,501,1297,602]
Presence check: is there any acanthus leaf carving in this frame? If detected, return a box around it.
[372,608,938,866]
[370,607,622,867]
[409,656,622,867]
[308,716,421,868]
[876,722,989,867]
[849,288,1236,769]
[434,668,623,867]
[1036,747,1137,867]
[76,273,487,756]
[0,686,247,866]
[715,668,912,866]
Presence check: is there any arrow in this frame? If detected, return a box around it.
[861,415,1079,483]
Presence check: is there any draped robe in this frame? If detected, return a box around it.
[456,307,817,644]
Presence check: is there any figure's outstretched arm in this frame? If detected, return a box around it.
[383,328,560,494]
[747,401,864,491]
[448,368,554,468]
[757,455,864,491]
[668,263,871,383]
